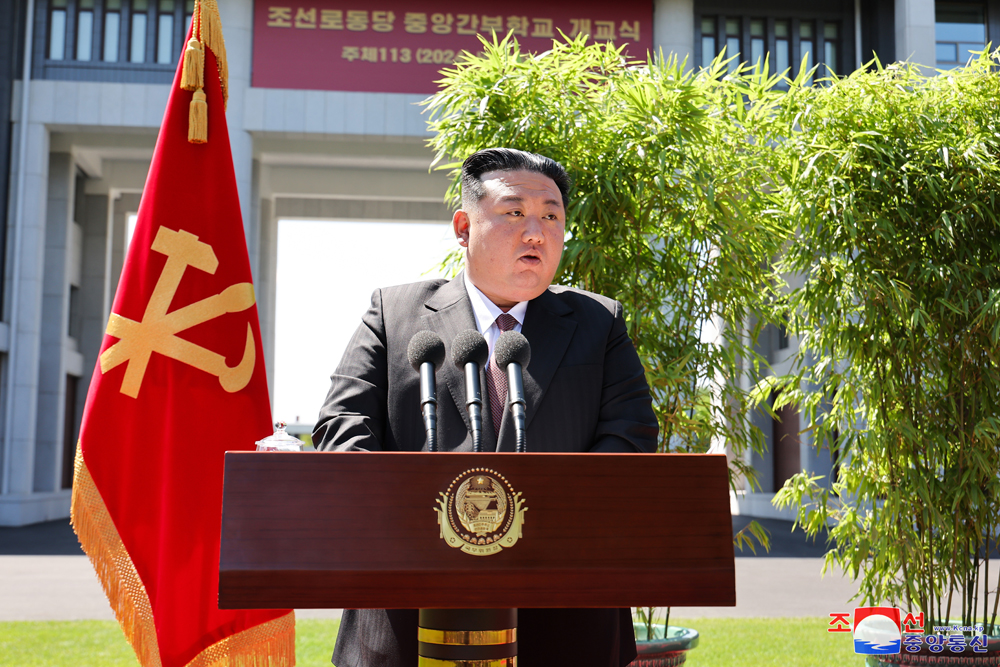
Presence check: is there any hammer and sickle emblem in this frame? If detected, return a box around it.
[100,226,256,398]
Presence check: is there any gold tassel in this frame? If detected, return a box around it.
[196,0,229,108]
[181,0,228,143]
[180,39,204,91]
[188,88,207,144]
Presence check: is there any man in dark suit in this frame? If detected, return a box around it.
[314,148,658,667]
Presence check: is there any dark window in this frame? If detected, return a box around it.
[49,0,68,59]
[772,391,801,490]
[76,0,94,60]
[130,0,148,63]
[778,322,789,350]
[696,8,850,85]
[701,16,717,66]
[61,375,79,489]
[103,0,120,61]
[156,0,174,64]
[936,2,987,68]
[40,0,188,80]
[750,18,765,67]
[725,17,741,72]
[824,22,839,75]
[800,21,814,84]
[775,20,790,78]
[68,285,81,339]
[184,0,193,38]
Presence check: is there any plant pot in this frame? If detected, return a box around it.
[868,635,1000,666]
[628,623,700,667]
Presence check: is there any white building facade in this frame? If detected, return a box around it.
[0,0,993,524]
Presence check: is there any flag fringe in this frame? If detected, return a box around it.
[72,445,296,667]
[188,612,296,667]
[71,444,164,667]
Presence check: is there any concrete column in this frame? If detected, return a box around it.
[653,0,695,67]
[247,158,261,284]
[33,152,72,493]
[219,0,254,240]
[75,192,110,435]
[895,0,935,69]
[256,195,277,406]
[3,121,49,498]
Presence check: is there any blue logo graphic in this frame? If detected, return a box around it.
[855,639,902,655]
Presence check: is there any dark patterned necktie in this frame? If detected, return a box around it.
[487,313,519,437]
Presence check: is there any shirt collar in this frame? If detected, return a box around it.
[463,270,528,334]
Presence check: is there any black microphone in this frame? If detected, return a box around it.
[407,330,446,452]
[494,331,531,453]
[451,330,489,453]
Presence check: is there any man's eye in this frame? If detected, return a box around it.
[508,210,523,216]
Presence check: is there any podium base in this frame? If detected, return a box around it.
[418,608,517,667]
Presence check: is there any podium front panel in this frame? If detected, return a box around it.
[219,452,735,609]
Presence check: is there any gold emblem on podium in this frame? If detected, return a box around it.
[434,468,527,556]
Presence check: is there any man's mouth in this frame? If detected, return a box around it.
[519,250,541,264]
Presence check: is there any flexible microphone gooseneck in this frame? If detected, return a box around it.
[407,331,446,452]
[494,331,531,453]
[451,330,489,453]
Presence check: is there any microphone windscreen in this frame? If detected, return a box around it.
[494,331,531,369]
[407,330,446,371]
[452,330,489,368]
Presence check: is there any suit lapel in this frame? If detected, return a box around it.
[497,290,576,451]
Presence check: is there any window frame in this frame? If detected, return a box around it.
[34,0,189,82]
[934,0,993,69]
[694,0,856,77]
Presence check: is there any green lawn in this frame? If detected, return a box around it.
[0,617,864,667]
[0,620,341,667]
[672,617,865,667]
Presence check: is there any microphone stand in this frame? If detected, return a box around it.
[464,362,483,452]
[419,360,438,452]
[505,363,527,454]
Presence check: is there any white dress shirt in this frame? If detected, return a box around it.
[463,271,527,365]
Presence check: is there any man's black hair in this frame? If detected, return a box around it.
[461,148,570,209]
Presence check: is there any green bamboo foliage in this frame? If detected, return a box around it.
[769,54,1000,633]
[426,34,1000,634]
[425,39,792,639]
[425,35,788,488]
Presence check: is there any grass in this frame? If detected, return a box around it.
[672,617,865,666]
[0,619,340,667]
[0,617,864,667]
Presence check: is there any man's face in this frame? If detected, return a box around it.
[453,169,565,309]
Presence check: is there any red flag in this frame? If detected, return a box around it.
[70,0,295,664]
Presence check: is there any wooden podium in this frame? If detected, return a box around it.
[218,451,735,610]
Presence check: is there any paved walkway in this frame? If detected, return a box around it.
[0,517,860,621]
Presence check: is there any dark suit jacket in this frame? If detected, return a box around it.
[314,275,658,667]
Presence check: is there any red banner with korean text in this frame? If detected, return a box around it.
[252,0,653,93]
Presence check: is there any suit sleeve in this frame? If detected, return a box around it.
[312,289,389,451]
[589,301,658,453]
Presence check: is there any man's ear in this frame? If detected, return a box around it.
[453,209,471,248]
